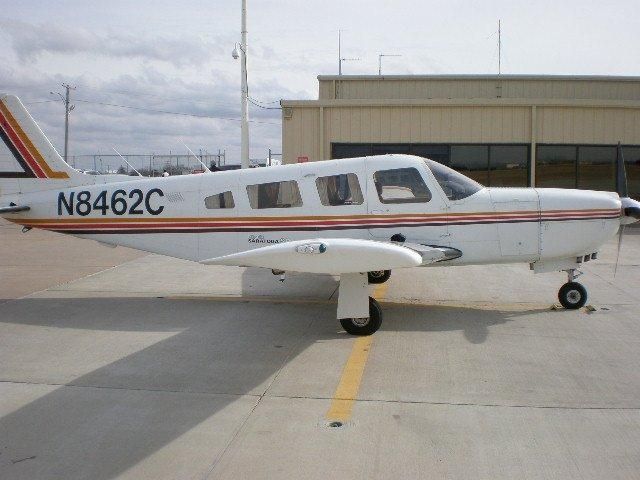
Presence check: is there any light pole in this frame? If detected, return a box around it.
[378,53,402,75]
[50,83,75,163]
[232,0,250,169]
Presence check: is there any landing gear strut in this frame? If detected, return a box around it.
[558,269,587,309]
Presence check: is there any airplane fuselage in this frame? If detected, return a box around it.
[3,155,622,269]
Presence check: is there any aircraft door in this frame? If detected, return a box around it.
[365,161,449,245]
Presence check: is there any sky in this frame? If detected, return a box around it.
[1,0,639,169]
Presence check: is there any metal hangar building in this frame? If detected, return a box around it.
[281,75,640,197]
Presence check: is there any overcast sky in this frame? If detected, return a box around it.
[1,0,639,168]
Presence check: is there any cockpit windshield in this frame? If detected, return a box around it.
[423,159,484,201]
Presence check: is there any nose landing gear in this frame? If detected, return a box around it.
[558,269,588,309]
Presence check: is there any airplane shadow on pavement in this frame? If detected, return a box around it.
[0,294,537,480]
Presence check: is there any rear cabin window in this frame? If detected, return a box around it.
[316,173,364,206]
[204,191,235,209]
[373,167,431,204]
[247,180,303,209]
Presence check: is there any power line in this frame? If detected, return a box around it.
[248,97,281,110]
[71,98,280,125]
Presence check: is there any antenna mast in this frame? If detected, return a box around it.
[498,19,501,75]
[338,30,342,75]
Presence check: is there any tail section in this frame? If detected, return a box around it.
[0,94,82,195]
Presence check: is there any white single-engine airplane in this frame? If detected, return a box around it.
[2,94,639,334]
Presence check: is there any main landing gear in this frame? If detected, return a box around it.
[337,272,384,335]
[558,269,588,309]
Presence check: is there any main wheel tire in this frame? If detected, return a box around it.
[558,282,587,309]
[368,270,391,284]
[340,296,383,335]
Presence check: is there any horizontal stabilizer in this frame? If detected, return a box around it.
[201,238,423,274]
[0,204,30,214]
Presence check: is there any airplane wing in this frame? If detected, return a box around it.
[200,238,434,274]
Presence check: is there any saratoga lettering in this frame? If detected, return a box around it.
[57,189,165,216]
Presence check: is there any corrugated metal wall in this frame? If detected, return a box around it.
[536,107,640,143]
[282,76,640,164]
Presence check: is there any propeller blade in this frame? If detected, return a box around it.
[614,224,625,278]
[625,206,640,219]
[616,142,628,198]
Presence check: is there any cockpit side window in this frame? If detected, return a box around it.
[373,167,431,204]
[424,159,483,201]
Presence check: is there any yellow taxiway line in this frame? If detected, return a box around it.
[325,281,388,422]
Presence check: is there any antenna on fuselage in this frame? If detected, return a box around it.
[112,147,143,176]
[183,143,212,173]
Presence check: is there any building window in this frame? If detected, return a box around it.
[316,173,364,206]
[204,191,235,209]
[536,146,577,189]
[578,146,616,192]
[333,144,372,158]
[247,180,303,209]
[489,145,529,187]
[622,147,640,200]
[450,145,489,186]
[373,167,431,203]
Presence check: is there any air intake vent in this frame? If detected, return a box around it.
[166,192,184,203]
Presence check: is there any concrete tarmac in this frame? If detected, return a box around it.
[1,218,639,479]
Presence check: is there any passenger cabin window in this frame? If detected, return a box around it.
[424,159,483,201]
[247,180,302,209]
[204,191,235,209]
[316,173,364,206]
[373,167,431,204]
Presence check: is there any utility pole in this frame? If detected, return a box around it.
[239,0,250,169]
[378,53,401,75]
[51,83,75,163]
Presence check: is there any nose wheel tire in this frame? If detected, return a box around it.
[340,296,383,335]
[367,270,391,284]
[558,282,587,309]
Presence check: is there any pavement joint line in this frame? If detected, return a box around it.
[269,394,640,411]
[0,379,262,399]
[4,378,637,411]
